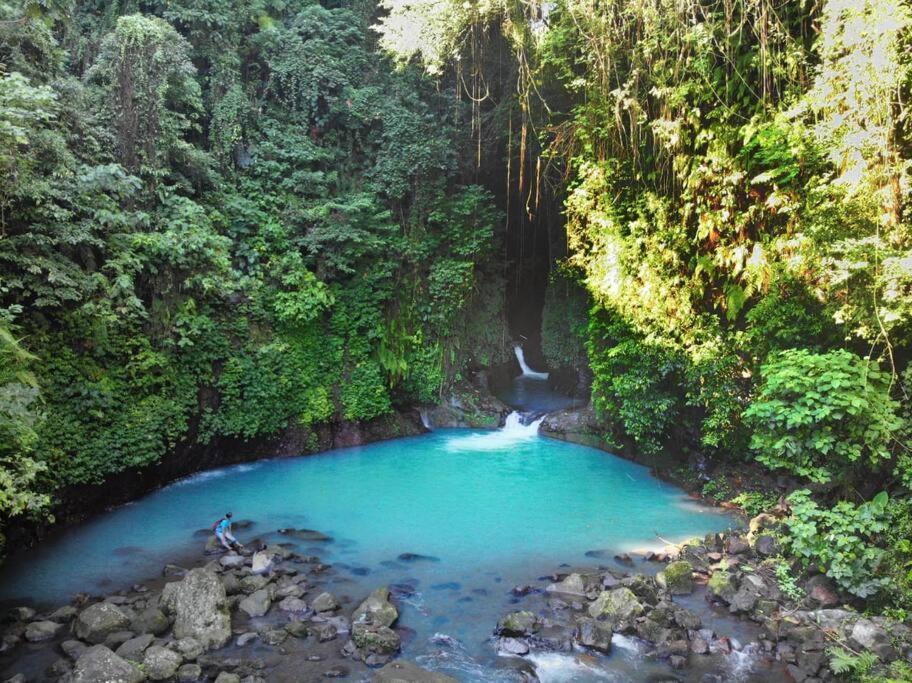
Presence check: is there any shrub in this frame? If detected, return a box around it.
[743,349,904,484]
[785,489,890,598]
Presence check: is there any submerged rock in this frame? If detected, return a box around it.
[160,568,231,650]
[278,528,333,542]
[75,602,132,644]
[373,659,458,682]
[397,553,440,563]
[73,645,145,683]
[24,620,61,642]
[312,592,339,613]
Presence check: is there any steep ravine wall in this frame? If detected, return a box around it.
[11,410,425,549]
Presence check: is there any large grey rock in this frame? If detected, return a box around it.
[115,633,154,662]
[75,602,132,644]
[160,568,231,650]
[61,639,88,661]
[131,606,170,636]
[73,645,145,683]
[177,663,202,682]
[238,588,273,617]
[373,660,458,682]
[352,587,398,627]
[312,592,339,613]
[213,674,240,683]
[574,617,612,654]
[24,620,62,642]
[496,611,540,637]
[143,645,183,680]
[588,588,644,626]
[850,619,896,660]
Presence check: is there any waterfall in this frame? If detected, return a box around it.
[513,345,549,379]
[502,410,544,435]
[444,411,543,451]
[419,408,432,430]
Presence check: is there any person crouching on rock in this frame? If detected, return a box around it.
[251,542,275,575]
[214,512,243,551]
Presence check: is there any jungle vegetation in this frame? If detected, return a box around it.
[3,0,912,635]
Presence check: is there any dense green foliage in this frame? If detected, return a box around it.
[0,0,509,544]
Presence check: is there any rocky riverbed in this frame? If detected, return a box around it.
[4,512,911,682]
[491,520,912,682]
[0,533,457,683]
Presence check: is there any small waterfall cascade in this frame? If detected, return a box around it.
[419,408,432,430]
[513,344,550,380]
[502,410,544,435]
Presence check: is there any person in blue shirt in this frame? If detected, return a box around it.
[214,512,242,551]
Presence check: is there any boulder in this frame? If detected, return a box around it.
[726,536,750,555]
[177,663,202,682]
[499,637,530,655]
[73,645,145,683]
[250,550,274,575]
[104,630,136,648]
[115,633,155,662]
[805,575,840,609]
[48,605,79,623]
[373,660,458,682]
[277,596,308,613]
[219,553,246,569]
[160,568,231,650]
[131,607,170,636]
[574,618,612,654]
[214,674,240,683]
[656,561,694,595]
[24,620,61,642]
[143,646,183,680]
[588,588,644,627]
[284,621,309,638]
[174,637,203,661]
[61,639,89,661]
[312,592,339,613]
[754,535,779,556]
[10,607,36,621]
[496,611,540,637]
[707,570,738,604]
[351,623,400,659]
[352,587,398,628]
[238,588,273,617]
[728,583,760,614]
[849,619,896,660]
[74,602,132,644]
[545,573,598,597]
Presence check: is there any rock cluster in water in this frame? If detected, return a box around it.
[0,531,452,683]
[494,521,912,682]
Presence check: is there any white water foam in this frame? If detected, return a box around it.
[444,411,543,452]
[419,408,432,429]
[525,652,619,682]
[514,344,550,379]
